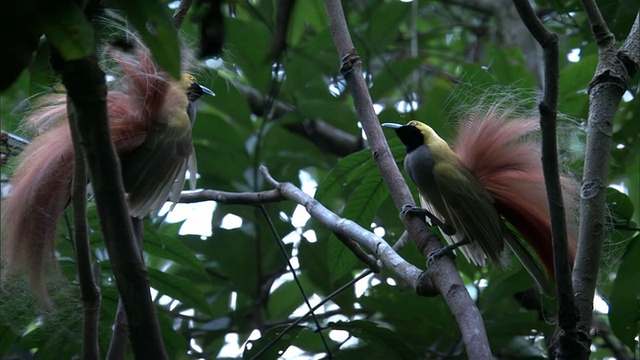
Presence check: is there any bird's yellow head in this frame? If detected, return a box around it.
[182,74,198,89]
[382,120,446,153]
[405,120,443,143]
[182,74,215,102]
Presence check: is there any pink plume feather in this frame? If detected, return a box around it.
[453,107,578,277]
[1,41,181,299]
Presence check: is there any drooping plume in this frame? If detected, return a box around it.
[1,34,211,300]
[453,107,579,276]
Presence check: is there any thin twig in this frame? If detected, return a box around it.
[268,0,296,60]
[593,316,634,360]
[250,269,373,360]
[256,204,332,358]
[512,1,585,358]
[235,82,363,157]
[69,98,102,360]
[172,0,193,28]
[106,299,129,360]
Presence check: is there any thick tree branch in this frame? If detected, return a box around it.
[573,0,636,348]
[52,54,167,359]
[322,1,492,358]
[512,1,585,358]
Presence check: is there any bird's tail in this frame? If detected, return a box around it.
[453,107,579,278]
[1,101,73,300]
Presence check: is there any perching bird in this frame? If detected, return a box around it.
[1,37,213,299]
[383,109,578,295]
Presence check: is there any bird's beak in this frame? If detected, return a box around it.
[381,123,403,129]
[199,84,215,96]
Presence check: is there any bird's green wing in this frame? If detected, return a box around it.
[432,162,505,265]
[120,131,192,218]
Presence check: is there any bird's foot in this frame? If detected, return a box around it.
[426,244,457,267]
[401,204,456,235]
[401,204,430,217]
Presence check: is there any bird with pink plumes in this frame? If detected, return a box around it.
[0,34,214,301]
[384,106,579,296]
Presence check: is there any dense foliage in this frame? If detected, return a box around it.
[1,0,638,358]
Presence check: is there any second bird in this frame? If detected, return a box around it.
[1,35,214,299]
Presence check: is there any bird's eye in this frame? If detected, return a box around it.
[190,76,196,83]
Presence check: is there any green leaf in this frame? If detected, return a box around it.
[329,320,418,359]
[558,52,597,116]
[158,312,189,358]
[243,325,304,360]
[328,175,388,282]
[485,46,536,89]
[39,4,94,60]
[147,268,213,316]
[108,0,181,78]
[606,187,635,222]
[266,281,303,321]
[369,58,424,101]
[290,0,327,46]
[225,18,271,90]
[0,326,17,358]
[206,229,259,298]
[609,234,640,350]
[340,175,389,228]
[144,225,207,276]
[599,0,640,39]
[365,1,411,53]
[315,148,374,202]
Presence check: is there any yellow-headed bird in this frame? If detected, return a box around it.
[383,112,579,296]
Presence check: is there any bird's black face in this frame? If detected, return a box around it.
[382,123,424,153]
[187,82,215,102]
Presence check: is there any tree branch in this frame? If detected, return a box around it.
[573,0,636,348]
[172,0,192,28]
[260,165,420,286]
[593,316,634,360]
[68,98,101,360]
[106,299,129,360]
[619,13,640,74]
[179,188,381,271]
[235,83,364,157]
[512,1,586,358]
[268,0,296,61]
[179,188,284,205]
[322,1,492,359]
[52,53,167,359]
